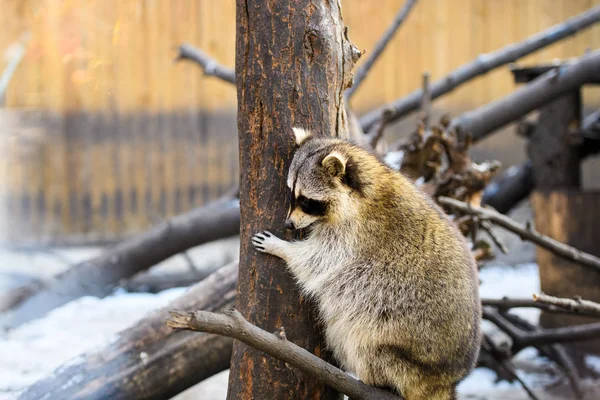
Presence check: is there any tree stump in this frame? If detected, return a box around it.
[532,190,600,356]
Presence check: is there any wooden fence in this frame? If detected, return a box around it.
[0,109,238,244]
[1,0,599,243]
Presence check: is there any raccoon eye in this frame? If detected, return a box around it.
[298,196,328,216]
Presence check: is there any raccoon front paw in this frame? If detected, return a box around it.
[251,231,287,259]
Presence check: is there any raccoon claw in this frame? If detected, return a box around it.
[251,231,269,252]
[251,231,285,258]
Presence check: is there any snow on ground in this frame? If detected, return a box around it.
[0,238,597,399]
[0,237,238,399]
[0,288,185,399]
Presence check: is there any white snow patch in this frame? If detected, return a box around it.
[479,263,541,323]
[0,288,184,398]
[384,150,404,170]
[458,368,519,393]
[586,355,600,374]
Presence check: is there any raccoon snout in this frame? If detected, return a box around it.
[284,220,295,230]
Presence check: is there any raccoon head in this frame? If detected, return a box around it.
[284,127,364,230]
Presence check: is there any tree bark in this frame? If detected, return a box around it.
[528,92,582,189]
[2,199,240,329]
[18,263,238,400]
[229,1,359,399]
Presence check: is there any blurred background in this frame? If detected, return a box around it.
[1,1,600,399]
[1,0,599,244]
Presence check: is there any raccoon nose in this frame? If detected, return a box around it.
[285,220,295,230]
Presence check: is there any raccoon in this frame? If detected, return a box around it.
[251,127,481,400]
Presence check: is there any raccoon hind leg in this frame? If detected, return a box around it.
[361,345,458,400]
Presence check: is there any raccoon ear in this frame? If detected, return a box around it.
[322,151,346,178]
[292,127,312,145]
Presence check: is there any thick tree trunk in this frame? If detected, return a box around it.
[18,263,238,400]
[2,199,240,329]
[229,1,359,399]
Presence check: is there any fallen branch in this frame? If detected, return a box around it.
[359,5,600,131]
[439,196,600,273]
[481,335,540,400]
[0,281,41,312]
[481,162,534,214]
[345,0,418,99]
[175,43,235,84]
[1,197,240,329]
[482,297,600,318]
[533,293,600,318]
[497,312,584,399]
[121,264,227,293]
[548,343,584,399]
[18,263,238,400]
[148,211,201,275]
[483,307,600,349]
[450,50,600,142]
[167,309,399,400]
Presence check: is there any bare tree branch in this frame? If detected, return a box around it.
[482,297,600,318]
[175,43,235,84]
[420,71,432,132]
[497,312,584,399]
[345,0,418,99]
[533,293,600,318]
[550,343,584,399]
[346,105,368,146]
[359,5,600,131]
[480,219,508,254]
[483,307,600,349]
[167,309,399,400]
[121,262,229,293]
[439,196,600,273]
[148,211,201,276]
[366,108,393,151]
[0,33,30,105]
[481,335,540,400]
[450,50,600,142]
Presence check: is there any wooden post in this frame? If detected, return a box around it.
[229,1,359,399]
[527,92,582,189]
[532,191,600,355]
[514,64,600,358]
